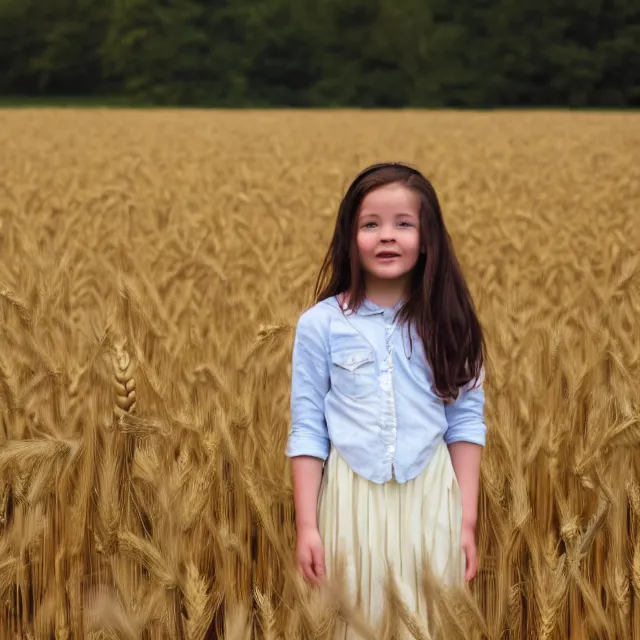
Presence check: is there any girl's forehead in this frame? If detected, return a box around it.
[359,183,420,214]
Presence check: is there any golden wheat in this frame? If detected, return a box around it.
[0,109,639,639]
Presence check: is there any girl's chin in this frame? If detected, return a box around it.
[366,269,413,282]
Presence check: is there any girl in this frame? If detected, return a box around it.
[286,162,486,635]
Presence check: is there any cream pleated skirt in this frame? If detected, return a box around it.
[317,438,465,637]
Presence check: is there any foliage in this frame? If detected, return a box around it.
[0,0,639,106]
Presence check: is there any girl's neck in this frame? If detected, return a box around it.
[364,277,409,309]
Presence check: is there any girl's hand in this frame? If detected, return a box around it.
[296,525,326,585]
[461,522,478,582]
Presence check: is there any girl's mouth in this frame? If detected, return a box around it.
[377,252,400,259]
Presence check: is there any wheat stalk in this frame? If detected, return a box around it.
[0,109,639,639]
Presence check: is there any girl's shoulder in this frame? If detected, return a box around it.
[297,296,342,330]
[293,297,342,354]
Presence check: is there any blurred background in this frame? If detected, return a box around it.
[1,0,639,108]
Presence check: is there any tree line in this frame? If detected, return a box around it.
[1,0,639,108]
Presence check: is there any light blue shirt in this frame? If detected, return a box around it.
[285,295,487,484]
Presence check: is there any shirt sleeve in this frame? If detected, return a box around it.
[443,366,487,446]
[285,311,331,460]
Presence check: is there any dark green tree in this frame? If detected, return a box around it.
[0,0,638,107]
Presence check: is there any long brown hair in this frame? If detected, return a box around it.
[314,162,485,403]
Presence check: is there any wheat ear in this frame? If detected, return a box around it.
[111,339,137,415]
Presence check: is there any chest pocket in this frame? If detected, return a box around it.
[330,346,377,399]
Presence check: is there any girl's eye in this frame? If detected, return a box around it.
[363,222,377,229]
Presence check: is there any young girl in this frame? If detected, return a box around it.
[286,162,487,635]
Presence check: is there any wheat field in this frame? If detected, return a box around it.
[0,109,639,639]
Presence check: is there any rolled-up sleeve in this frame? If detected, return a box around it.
[444,368,487,446]
[285,311,330,460]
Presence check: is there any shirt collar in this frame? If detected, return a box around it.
[338,295,404,316]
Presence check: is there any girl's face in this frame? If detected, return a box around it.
[355,182,422,290]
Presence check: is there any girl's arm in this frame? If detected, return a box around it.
[447,442,482,528]
[292,455,326,584]
[286,311,330,463]
[443,371,486,528]
[291,456,324,531]
[286,311,331,581]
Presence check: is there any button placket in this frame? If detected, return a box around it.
[379,312,399,476]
